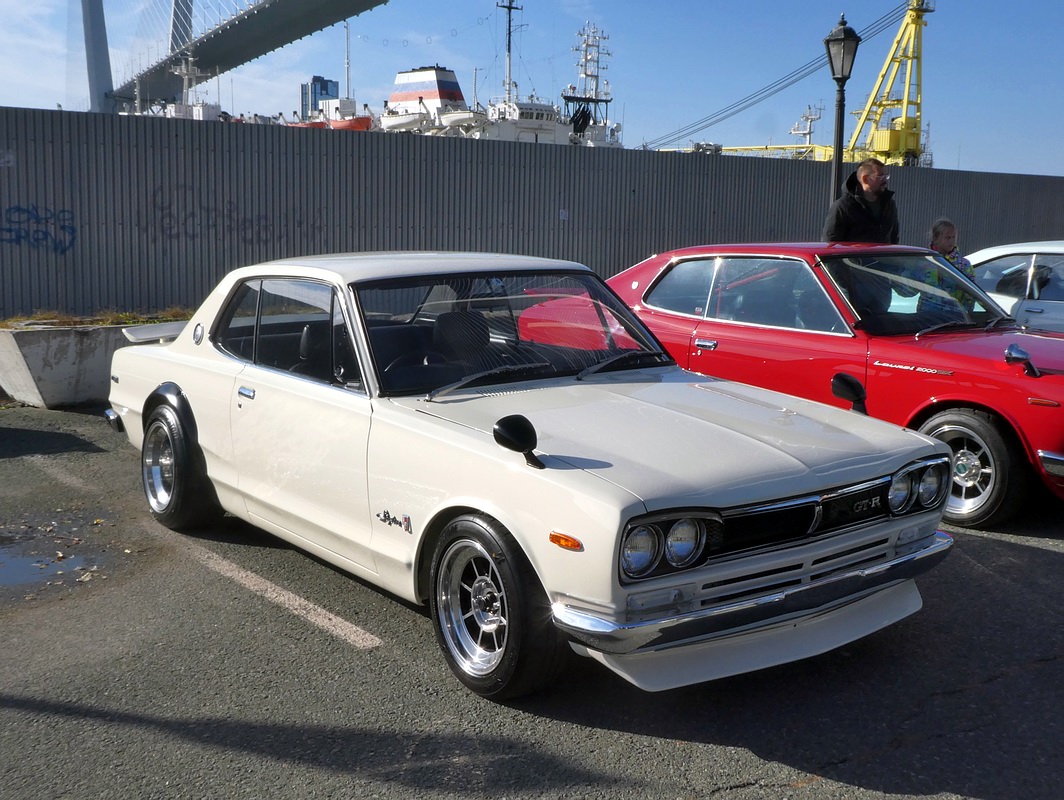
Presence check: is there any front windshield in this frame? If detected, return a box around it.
[821,254,1007,336]
[355,269,667,396]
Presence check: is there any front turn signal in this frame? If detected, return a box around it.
[549,531,584,552]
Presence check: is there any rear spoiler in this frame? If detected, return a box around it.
[122,321,187,344]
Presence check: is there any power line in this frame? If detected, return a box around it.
[644,4,909,150]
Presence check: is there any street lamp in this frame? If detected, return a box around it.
[824,14,861,202]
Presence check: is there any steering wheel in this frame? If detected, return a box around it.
[384,351,445,372]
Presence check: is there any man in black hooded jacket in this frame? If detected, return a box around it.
[822,158,899,243]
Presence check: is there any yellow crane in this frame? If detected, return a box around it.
[718,1,934,166]
[848,0,934,165]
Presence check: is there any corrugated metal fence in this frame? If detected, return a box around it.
[2,106,1063,317]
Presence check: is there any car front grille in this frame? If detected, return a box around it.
[711,476,890,560]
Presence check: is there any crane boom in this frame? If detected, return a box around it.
[714,1,934,167]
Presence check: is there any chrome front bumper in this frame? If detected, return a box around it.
[104,408,124,434]
[552,530,953,655]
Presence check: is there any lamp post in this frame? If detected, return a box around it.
[824,14,861,202]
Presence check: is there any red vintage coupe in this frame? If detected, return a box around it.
[608,243,1064,527]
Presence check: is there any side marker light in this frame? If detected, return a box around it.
[549,531,584,552]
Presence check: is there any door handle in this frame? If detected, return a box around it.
[1025,307,1044,313]
[238,386,256,400]
[694,339,718,351]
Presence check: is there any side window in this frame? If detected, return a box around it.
[708,258,810,329]
[1033,254,1064,301]
[793,268,846,333]
[256,279,332,373]
[645,259,714,316]
[215,280,260,361]
[974,255,1031,300]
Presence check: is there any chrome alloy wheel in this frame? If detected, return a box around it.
[142,420,176,514]
[934,423,996,518]
[435,537,510,677]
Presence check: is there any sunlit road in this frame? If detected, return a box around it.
[2,404,1061,799]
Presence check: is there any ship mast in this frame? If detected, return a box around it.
[497,1,521,104]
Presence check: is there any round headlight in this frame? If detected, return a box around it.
[917,463,948,507]
[622,525,662,578]
[665,518,705,568]
[888,472,913,513]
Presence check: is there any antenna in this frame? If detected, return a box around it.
[497,1,522,104]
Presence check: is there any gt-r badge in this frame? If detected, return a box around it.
[853,497,881,513]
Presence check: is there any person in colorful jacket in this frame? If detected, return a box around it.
[929,218,974,279]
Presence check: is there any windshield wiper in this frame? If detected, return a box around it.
[576,349,671,380]
[427,362,553,401]
[984,315,1016,331]
[915,319,979,338]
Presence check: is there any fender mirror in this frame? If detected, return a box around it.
[831,372,868,415]
[493,414,545,469]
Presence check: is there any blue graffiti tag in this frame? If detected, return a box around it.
[0,205,78,255]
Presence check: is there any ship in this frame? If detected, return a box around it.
[378,11,621,148]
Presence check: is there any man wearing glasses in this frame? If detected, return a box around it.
[822,157,899,244]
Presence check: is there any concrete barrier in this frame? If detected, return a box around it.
[0,326,129,408]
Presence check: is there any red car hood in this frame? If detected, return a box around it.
[895,327,1064,371]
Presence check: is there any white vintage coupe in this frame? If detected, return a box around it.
[106,252,954,699]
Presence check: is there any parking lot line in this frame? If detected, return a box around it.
[191,547,382,649]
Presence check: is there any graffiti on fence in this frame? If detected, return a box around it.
[1,204,78,255]
[138,184,326,244]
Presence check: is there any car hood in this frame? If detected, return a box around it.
[396,369,944,511]
[899,327,1064,371]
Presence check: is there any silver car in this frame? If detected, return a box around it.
[968,241,1064,332]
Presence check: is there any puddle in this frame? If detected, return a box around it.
[0,512,106,592]
[0,550,89,587]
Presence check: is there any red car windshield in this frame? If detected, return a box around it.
[821,254,1006,336]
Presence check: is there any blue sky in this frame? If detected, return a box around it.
[2,0,1062,177]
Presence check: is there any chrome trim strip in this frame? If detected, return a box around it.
[554,531,953,655]
[1038,450,1064,478]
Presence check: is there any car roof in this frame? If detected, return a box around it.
[231,251,591,284]
[650,242,934,260]
[967,241,1064,264]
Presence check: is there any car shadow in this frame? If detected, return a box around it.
[946,486,1064,539]
[180,515,292,551]
[0,693,625,795]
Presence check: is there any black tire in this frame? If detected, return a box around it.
[429,515,568,700]
[918,408,1029,527]
[141,405,221,531]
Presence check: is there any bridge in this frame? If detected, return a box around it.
[83,0,388,111]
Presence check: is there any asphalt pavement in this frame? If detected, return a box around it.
[2,402,1062,799]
